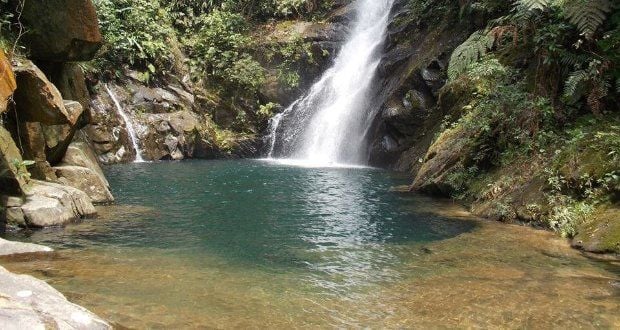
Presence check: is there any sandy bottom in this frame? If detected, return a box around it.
[2,204,619,329]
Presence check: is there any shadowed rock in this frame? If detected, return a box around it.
[19,0,102,61]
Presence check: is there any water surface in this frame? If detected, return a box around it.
[2,160,619,328]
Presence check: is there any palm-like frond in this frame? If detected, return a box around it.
[448,31,496,80]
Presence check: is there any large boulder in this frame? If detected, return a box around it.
[0,50,16,114]
[19,0,102,61]
[11,180,97,228]
[12,60,81,125]
[0,265,111,329]
[0,127,27,195]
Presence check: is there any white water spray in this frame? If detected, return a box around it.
[105,84,145,163]
[267,0,394,166]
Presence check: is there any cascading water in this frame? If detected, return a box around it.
[105,84,145,163]
[267,0,394,166]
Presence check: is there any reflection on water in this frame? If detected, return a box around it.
[1,160,618,328]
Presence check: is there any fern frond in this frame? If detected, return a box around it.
[558,51,589,69]
[517,0,554,11]
[448,31,496,80]
[563,69,588,99]
[563,0,611,39]
[616,78,620,94]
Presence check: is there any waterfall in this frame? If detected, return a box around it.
[267,0,394,166]
[105,84,145,163]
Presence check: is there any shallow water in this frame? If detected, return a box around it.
[2,160,619,328]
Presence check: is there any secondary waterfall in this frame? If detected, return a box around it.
[105,84,145,163]
[267,0,394,166]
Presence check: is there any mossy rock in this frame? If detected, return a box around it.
[572,207,620,254]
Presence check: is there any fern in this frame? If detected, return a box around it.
[516,0,612,39]
[616,78,620,94]
[448,31,496,80]
[517,0,553,11]
[563,0,612,39]
[564,69,588,99]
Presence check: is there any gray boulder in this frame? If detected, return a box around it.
[0,265,111,329]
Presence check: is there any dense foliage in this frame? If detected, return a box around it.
[439,0,619,237]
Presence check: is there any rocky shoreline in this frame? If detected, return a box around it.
[0,238,110,329]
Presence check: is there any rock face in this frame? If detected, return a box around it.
[0,238,53,256]
[366,0,482,171]
[19,0,103,61]
[87,80,230,163]
[12,60,80,125]
[0,265,111,329]
[0,50,16,114]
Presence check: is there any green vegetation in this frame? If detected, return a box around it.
[434,0,619,238]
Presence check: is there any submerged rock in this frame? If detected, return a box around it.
[0,238,53,256]
[0,265,110,329]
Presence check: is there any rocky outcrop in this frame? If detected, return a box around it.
[19,0,103,61]
[0,265,111,329]
[0,50,16,114]
[86,80,229,163]
[12,60,82,125]
[0,1,113,229]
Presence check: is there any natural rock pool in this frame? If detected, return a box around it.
[2,160,619,328]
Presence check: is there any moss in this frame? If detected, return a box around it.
[573,206,620,254]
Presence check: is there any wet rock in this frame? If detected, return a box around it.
[0,50,16,114]
[19,0,102,61]
[0,238,53,256]
[12,60,77,125]
[0,127,27,195]
[0,265,111,329]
